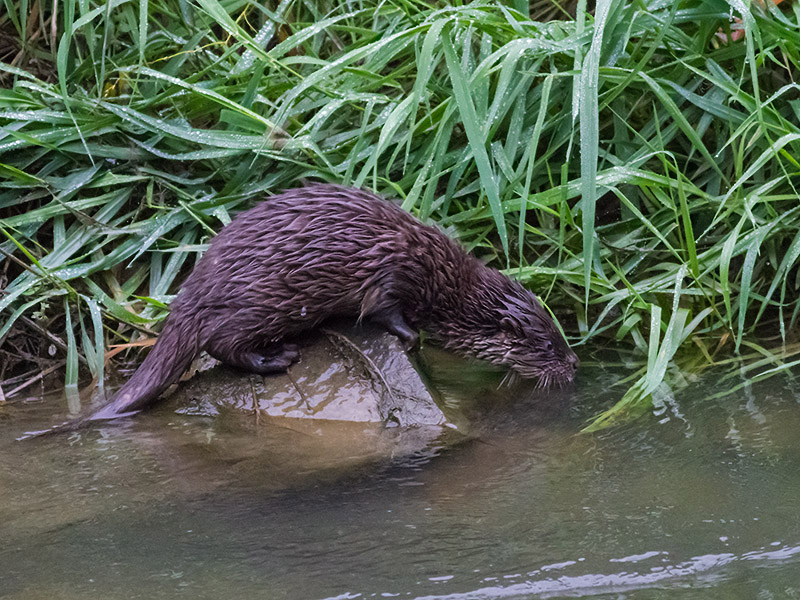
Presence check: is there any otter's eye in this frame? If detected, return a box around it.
[544,340,553,352]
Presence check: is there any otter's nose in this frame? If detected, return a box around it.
[568,352,580,369]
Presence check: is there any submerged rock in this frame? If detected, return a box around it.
[124,324,466,487]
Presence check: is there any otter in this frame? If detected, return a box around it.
[83,184,578,422]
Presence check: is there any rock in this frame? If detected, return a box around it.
[169,323,453,430]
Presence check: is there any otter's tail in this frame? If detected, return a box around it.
[89,317,201,421]
[18,316,201,440]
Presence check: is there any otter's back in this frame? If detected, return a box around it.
[172,185,458,335]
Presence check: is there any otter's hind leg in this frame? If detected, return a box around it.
[207,341,300,375]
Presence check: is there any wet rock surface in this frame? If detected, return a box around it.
[169,323,452,429]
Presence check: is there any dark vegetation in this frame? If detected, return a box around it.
[2,0,800,427]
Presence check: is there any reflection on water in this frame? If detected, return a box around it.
[2,359,800,599]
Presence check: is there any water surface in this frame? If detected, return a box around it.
[2,358,799,599]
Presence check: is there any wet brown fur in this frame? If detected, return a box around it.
[89,184,578,421]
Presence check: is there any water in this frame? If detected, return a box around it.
[2,361,800,599]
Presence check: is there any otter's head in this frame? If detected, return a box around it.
[467,276,579,386]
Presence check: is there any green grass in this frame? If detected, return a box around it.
[2,0,800,427]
